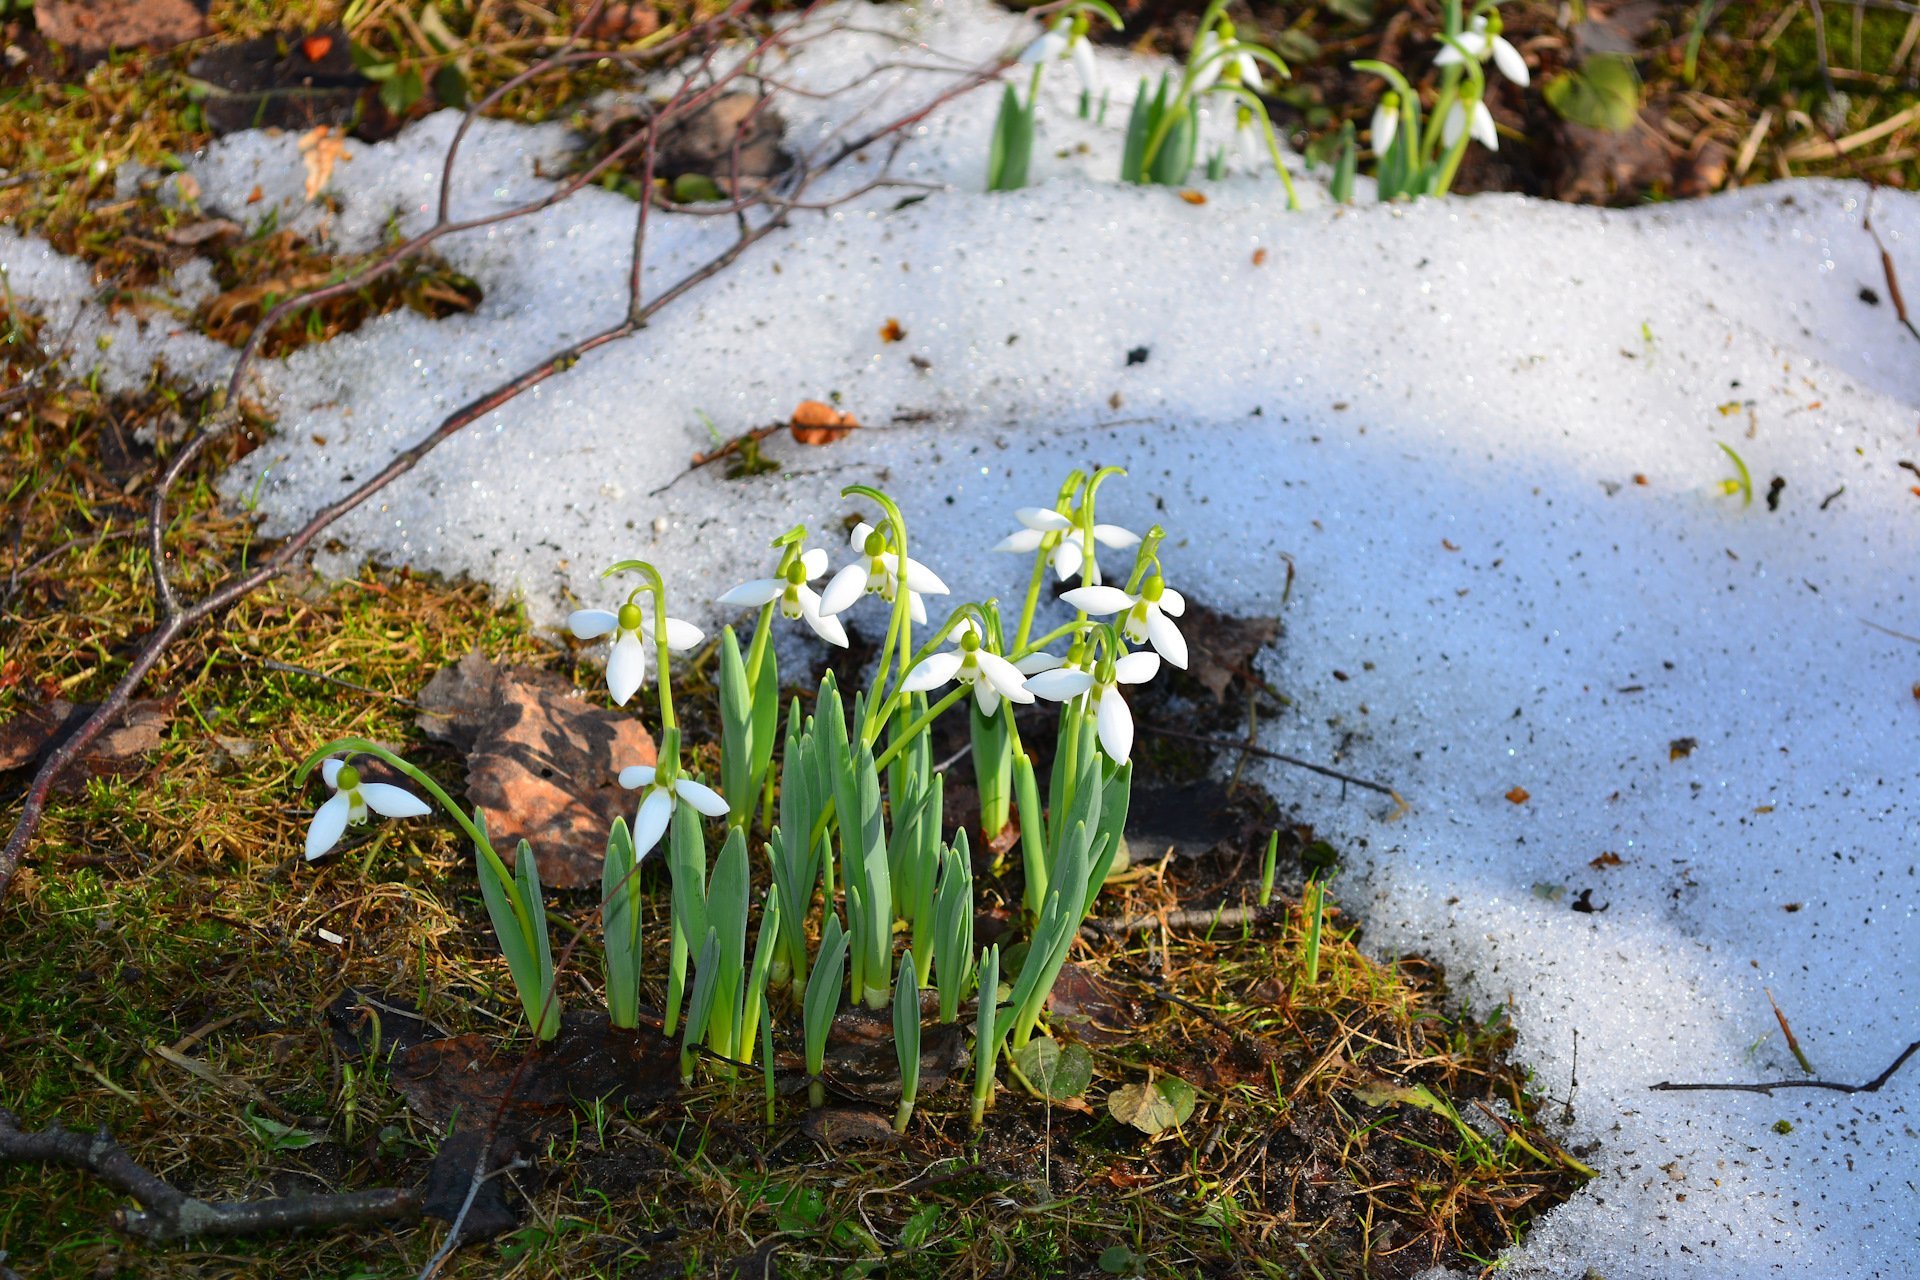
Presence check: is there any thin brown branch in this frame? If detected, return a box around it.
[1649,1040,1920,1096]
[0,1109,423,1242]
[1140,723,1400,798]
[1084,900,1290,937]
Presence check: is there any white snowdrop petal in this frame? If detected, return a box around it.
[634,788,673,857]
[664,616,705,651]
[361,783,431,818]
[607,631,647,705]
[321,757,344,788]
[800,591,850,647]
[901,557,948,594]
[909,591,929,625]
[1026,668,1095,700]
[1052,536,1085,582]
[902,651,964,692]
[974,680,1001,716]
[1145,608,1189,669]
[1159,587,1186,617]
[1433,43,1466,67]
[676,778,731,818]
[996,528,1046,554]
[818,564,867,616]
[1071,36,1099,94]
[1018,507,1073,531]
[1095,688,1135,764]
[718,579,783,608]
[1470,100,1498,150]
[305,793,352,860]
[1114,649,1163,685]
[1091,524,1141,548]
[800,547,829,580]
[1493,36,1529,87]
[1014,651,1063,675]
[1061,585,1133,616]
[849,521,875,551]
[619,764,656,789]
[1372,104,1399,154]
[977,651,1034,703]
[1442,101,1466,147]
[569,608,619,639]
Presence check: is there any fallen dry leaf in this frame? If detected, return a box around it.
[801,1107,902,1150]
[417,651,655,888]
[879,317,905,343]
[789,399,858,446]
[298,124,350,201]
[1044,962,1142,1046]
[1181,603,1280,705]
[1589,851,1624,869]
[300,34,333,62]
[1252,248,1267,266]
[816,1005,966,1102]
[1178,189,1207,205]
[0,699,171,793]
[1505,786,1531,805]
[1668,737,1698,761]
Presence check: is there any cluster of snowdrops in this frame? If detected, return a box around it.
[998,0,1527,202]
[297,468,1187,1130]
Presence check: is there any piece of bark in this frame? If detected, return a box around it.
[416,651,654,887]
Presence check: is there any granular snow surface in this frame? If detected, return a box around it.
[3,2,1916,1275]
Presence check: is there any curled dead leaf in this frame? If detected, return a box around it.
[879,317,905,343]
[790,399,858,446]
[1177,189,1207,205]
[1505,786,1530,805]
[298,124,350,202]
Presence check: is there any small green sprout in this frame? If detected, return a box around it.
[1717,442,1754,507]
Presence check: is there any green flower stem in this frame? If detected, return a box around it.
[1211,85,1301,210]
[804,683,974,856]
[600,558,679,734]
[1012,553,1052,654]
[843,485,914,747]
[1124,526,1166,594]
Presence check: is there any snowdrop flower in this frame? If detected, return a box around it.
[901,619,1034,716]
[1070,30,1099,96]
[1435,15,1528,87]
[568,601,704,706]
[1027,648,1161,764]
[1442,98,1498,151]
[1061,575,1188,669]
[619,763,730,860]
[305,758,431,860]
[995,508,1140,584]
[818,522,948,624]
[1235,107,1265,168]
[1189,26,1263,95]
[1371,92,1400,155]
[717,547,847,646]
[1018,21,1069,67]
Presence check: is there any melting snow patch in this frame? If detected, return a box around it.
[3,1,1917,1275]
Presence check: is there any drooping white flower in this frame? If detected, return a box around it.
[1442,98,1498,151]
[1060,576,1188,669]
[1070,33,1099,96]
[717,547,847,647]
[618,763,730,860]
[1027,648,1162,764]
[1434,16,1528,87]
[1371,95,1400,155]
[817,522,949,624]
[900,619,1033,716]
[1189,28,1264,95]
[1019,22,1070,67]
[994,507,1140,584]
[1235,107,1265,168]
[306,758,431,861]
[569,601,704,706]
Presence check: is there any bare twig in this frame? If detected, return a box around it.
[1649,1040,1920,1096]
[0,2,1009,905]
[0,1109,423,1242]
[1083,900,1290,937]
[1140,723,1400,799]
